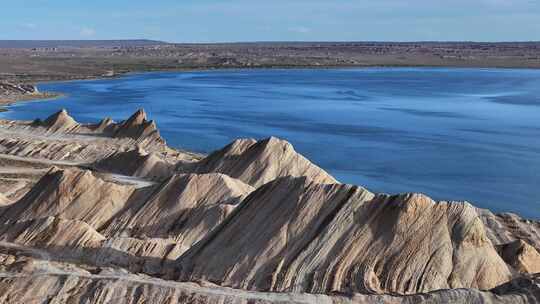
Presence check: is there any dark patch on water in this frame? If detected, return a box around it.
[485,94,540,106]
[380,107,473,119]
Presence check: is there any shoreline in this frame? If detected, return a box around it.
[5,64,540,107]
[0,92,63,111]
[34,63,540,85]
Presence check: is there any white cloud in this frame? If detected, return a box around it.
[80,27,96,37]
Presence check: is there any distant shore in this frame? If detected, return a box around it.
[1,41,539,106]
[4,61,540,108]
[0,91,62,110]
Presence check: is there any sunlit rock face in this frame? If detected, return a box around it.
[0,109,538,304]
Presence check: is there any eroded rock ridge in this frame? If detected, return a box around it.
[0,109,537,303]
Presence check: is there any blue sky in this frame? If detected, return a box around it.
[2,0,540,42]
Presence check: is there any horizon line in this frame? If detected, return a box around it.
[2,39,540,44]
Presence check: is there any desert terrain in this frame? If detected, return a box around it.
[2,40,540,104]
[0,108,536,303]
[0,40,539,303]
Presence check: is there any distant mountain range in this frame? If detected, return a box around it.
[0,40,169,48]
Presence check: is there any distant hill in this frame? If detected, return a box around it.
[0,40,169,48]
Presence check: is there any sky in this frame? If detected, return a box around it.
[2,0,540,42]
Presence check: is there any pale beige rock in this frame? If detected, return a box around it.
[100,237,182,274]
[0,217,182,274]
[112,109,165,146]
[34,108,79,133]
[0,193,10,205]
[0,272,537,304]
[498,240,540,274]
[479,209,540,252]
[0,166,255,272]
[180,137,338,187]
[103,173,254,252]
[94,147,175,180]
[178,176,513,295]
[0,216,105,249]
[92,117,115,133]
[0,108,538,303]
[0,109,178,163]
[0,167,136,229]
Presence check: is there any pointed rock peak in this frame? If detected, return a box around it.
[99,117,114,125]
[43,109,76,126]
[134,108,146,116]
[263,136,282,144]
[92,117,115,133]
[38,109,78,132]
[258,136,293,151]
[113,109,165,146]
[186,136,338,187]
[125,109,148,126]
[147,120,157,129]
[45,108,67,119]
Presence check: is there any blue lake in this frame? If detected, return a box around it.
[1,68,540,218]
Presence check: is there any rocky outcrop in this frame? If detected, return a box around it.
[0,109,173,162]
[35,109,79,133]
[0,167,135,229]
[96,136,334,185]
[0,108,539,303]
[479,209,540,252]
[0,167,256,272]
[100,237,184,274]
[0,216,185,274]
[178,176,513,295]
[0,216,105,249]
[92,117,115,133]
[0,135,524,297]
[0,136,116,162]
[180,137,338,187]
[103,173,254,253]
[112,109,165,146]
[94,148,175,180]
[498,240,540,274]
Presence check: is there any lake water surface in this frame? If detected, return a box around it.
[2,68,540,218]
